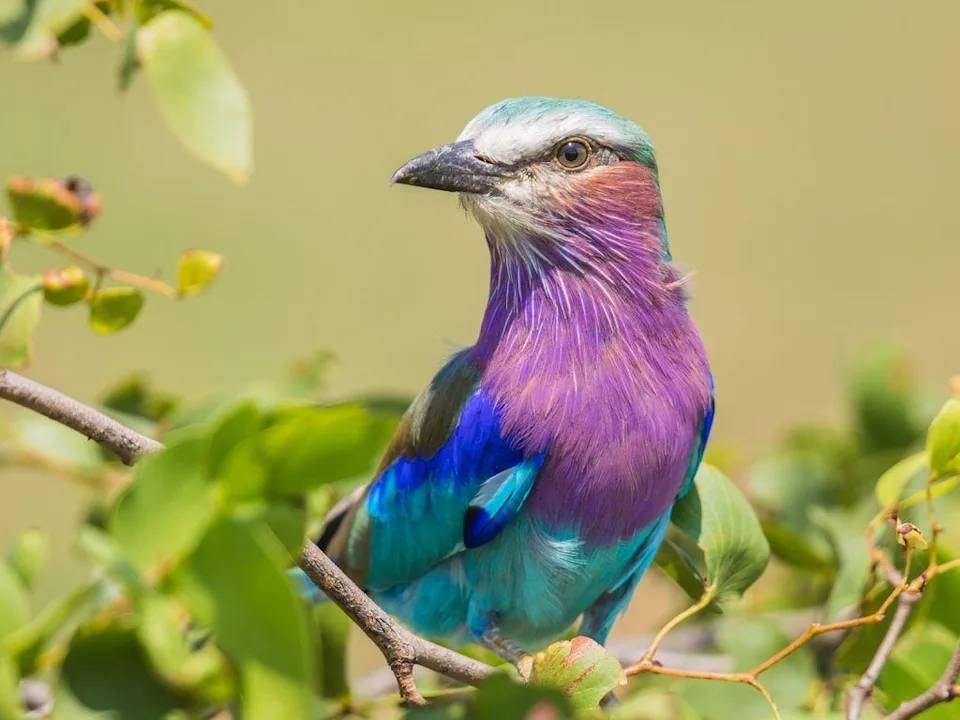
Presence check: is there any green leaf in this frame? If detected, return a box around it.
[176,249,223,296]
[877,624,958,720]
[215,403,396,501]
[110,435,216,575]
[0,651,22,720]
[0,563,30,643]
[875,451,928,508]
[10,412,104,472]
[258,500,306,558]
[0,0,22,26]
[679,617,816,720]
[812,503,874,621]
[88,287,144,334]
[0,267,41,368]
[6,529,47,591]
[897,476,959,514]
[174,519,313,719]
[100,373,179,424]
[55,622,181,719]
[137,593,234,704]
[311,604,350,701]
[255,403,396,496]
[42,266,89,306]
[609,688,701,720]
[522,636,625,712]
[850,346,922,453]
[5,580,102,676]
[759,517,833,571]
[138,10,253,182]
[5,176,97,233]
[135,0,212,28]
[671,464,770,602]
[207,400,261,476]
[655,525,711,603]
[472,673,572,720]
[926,398,960,477]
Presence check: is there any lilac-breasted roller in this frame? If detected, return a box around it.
[316,97,714,659]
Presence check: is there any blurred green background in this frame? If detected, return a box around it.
[1,0,958,661]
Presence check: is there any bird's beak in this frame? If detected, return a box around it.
[391,140,505,194]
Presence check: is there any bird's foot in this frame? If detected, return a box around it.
[481,625,528,665]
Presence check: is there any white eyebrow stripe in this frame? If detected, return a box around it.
[459,114,635,165]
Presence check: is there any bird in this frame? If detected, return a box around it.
[315,97,714,660]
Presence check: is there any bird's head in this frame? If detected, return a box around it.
[392,97,668,261]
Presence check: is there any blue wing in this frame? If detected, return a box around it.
[320,350,543,590]
[464,454,545,548]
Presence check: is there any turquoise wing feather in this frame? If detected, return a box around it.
[321,350,543,590]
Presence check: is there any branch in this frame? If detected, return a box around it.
[0,370,163,465]
[0,369,492,705]
[885,637,960,719]
[299,543,492,705]
[847,589,921,720]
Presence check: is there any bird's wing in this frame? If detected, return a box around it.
[320,349,543,589]
[579,396,715,643]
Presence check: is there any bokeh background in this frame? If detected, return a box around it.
[2,0,958,676]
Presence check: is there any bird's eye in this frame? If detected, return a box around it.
[555,139,590,169]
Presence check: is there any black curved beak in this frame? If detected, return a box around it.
[391,140,505,194]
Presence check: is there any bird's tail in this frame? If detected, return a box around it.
[288,566,327,603]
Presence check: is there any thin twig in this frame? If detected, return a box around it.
[847,590,921,719]
[0,369,492,704]
[639,586,716,663]
[47,241,178,299]
[885,637,960,719]
[82,2,122,42]
[0,445,127,491]
[628,663,782,720]
[625,571,925,720]
[0,284,41,336]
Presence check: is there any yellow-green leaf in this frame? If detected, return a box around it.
[875,451,927,508]
[671,464,770,602]
[175,520,312,719]
[138,11,252,182]
[523,636,625,712]
[878,624,958,719]
[88,287,144,334]
[0,0,22,27]
[110,435,215,575]
[0,267,42,367]
[926,398,960,476]
[57,622,182,717]
[177,249,223,296]
[0,563,29,642]
[6,529,47,591]
[137,593,234,703]
[41,265,89,306]
[136,0,212,28]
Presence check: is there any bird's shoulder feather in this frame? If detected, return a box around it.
[322,349,541,588]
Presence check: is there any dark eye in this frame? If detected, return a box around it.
[556,139,590,169]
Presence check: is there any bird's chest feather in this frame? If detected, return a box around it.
[475,292,712,543]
